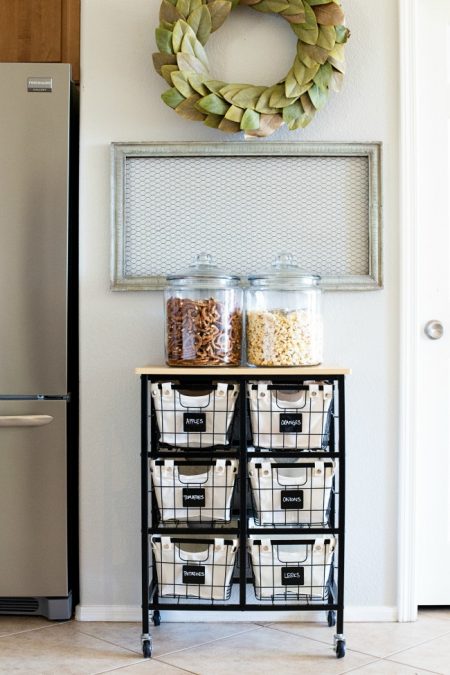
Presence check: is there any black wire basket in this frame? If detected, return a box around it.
[151,381,239,449]
[248,537,336,601]
[247,381,334,451]
[151,536,239,601]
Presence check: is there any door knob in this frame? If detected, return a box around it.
[424,320,444,340]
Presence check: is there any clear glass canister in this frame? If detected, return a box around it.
[165,254,243,366]
[245,254,323,367]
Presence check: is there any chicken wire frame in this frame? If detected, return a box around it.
[111,142,382,291]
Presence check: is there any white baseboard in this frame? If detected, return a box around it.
[75,605,143,622]
[345,606,398,622]
[75,604,398,623]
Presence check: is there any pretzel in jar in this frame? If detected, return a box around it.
[166,297,242,366]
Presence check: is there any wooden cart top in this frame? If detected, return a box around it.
[135,365,351,376]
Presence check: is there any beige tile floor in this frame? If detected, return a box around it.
[0,610,449,674]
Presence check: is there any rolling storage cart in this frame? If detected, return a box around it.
[137,366,350,659]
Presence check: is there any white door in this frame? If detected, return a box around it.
[416,0,450,605]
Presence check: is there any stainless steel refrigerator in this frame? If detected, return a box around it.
[0,63,78,620]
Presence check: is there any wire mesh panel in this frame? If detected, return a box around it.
[248,538,336,601]
[248,460,335,526]
[150,459,239,522]
[151,536,238,600]
[112,142,383,291]
[247,381,334,450]
[151,381,239,449]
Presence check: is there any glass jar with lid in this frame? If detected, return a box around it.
[165,254,243,366]
[245,254,323,367]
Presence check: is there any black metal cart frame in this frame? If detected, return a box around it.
[139,368,348,659]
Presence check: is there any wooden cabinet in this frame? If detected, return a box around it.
[0,0,80,82]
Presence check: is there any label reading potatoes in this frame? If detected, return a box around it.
[281,490,304,509]
[279,413,303,433]
[182,488,206,508]
[281,567,305,586]
[182,565,206,584]
[183,412,206,432]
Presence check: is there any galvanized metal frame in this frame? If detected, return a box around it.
[111,142,383,292]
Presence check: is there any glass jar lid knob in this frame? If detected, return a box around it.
[271,253,299,270]
[189,253,215,270]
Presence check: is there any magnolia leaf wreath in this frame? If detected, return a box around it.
[153,0,350,137]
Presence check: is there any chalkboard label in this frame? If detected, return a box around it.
[182,565,206,584]
[281,567,304,586]
[281,490,304,509]
[183,412,206,432]
[183,487,206,507]
[279,413,303,433]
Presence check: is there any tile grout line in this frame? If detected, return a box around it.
[152,624,266,659]
[65,628,147,657]
[383,656,444,675]
[266,626,448,675]
[335,656,382,675]
[258,623,379,658]
[335,658,382,675]
[328,653,442,675]
[378,627,450,661]
[2,618,448,674]
[76,623,264,660]
[153,626,380,675]
[152,657,199,675]
[94,658,198,675]
[262,624,348,651]
[0,620,73,639]
[91,658,154,675]
[263,623,450,662]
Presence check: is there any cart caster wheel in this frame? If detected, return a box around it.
[142,640,152,658]
[327,611,336,627]
[336,640,346,659]
[152,611,161,626]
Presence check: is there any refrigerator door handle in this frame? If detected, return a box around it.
[0,415,54,428]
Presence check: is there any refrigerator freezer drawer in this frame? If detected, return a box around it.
[0,400,68,597]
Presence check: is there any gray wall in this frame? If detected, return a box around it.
[78,0,399,617]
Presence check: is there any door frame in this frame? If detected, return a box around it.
[398,0,419,622]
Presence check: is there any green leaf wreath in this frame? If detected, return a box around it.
[153,0,350,137]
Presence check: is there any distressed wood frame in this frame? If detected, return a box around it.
[111,141,383,291]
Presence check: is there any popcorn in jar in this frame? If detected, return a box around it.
[245,255,323,367]
[246,308,323,367]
